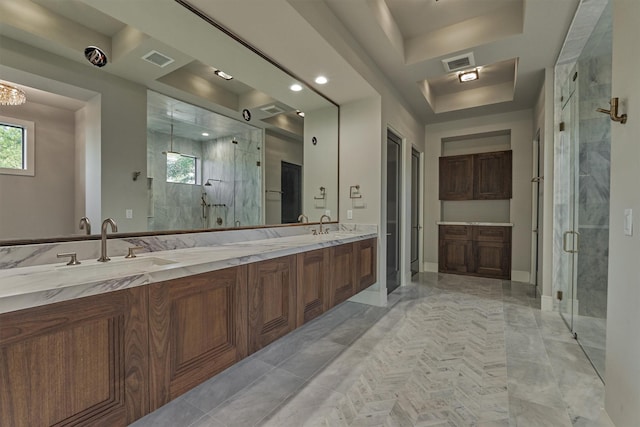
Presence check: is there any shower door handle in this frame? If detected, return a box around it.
[563,230,579,253]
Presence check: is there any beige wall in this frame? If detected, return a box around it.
[303,106,339,221]
[1,36,148,235]
[0,101,76,239]
[264,131,303,224]
[425,110,534,279]
[605,0,640,424]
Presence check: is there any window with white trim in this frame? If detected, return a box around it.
[0,115,35,176]
[166,152,197,184]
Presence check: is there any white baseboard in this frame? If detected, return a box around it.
[511,270,530,283]
[423,262,438,272]
[349,288,386,307]
[541,295,554,311]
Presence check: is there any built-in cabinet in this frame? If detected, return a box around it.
[0,238,377,426]
[248,256,297,353]
[439,150,512,200]
[148,267,248,411]
[439,225,511,279]
[0,288,148,427]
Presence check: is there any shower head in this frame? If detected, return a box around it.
[204,178,222,186]
[204,180,212,186]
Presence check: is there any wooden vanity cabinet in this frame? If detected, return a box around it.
[439,150,512,200]
[438,225,511,279]
[248,256,297,353]
[438,225,474,274]
[296,248,330,327]
[148,266,248,411]
[356,238,377,292]
[329,243,357,307]
[0,287,149,427]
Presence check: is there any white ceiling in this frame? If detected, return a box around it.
[1,0,582,126]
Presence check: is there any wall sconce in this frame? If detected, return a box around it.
[597,97,627,124]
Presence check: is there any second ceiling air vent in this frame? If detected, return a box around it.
[141,50,175,68]
[442,52,476,72]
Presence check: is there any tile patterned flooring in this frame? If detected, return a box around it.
[130,273,612,427]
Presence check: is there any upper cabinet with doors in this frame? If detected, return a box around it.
[439,150,512,200]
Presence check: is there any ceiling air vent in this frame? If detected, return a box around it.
[141,50,175,68]
[442,52,476,72]
[260,104,286,115]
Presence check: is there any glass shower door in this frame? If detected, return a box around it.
[557,68,579,330]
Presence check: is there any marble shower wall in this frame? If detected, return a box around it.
[201,134,263,229]
[576,4,611,319]
[147,129,263,231]
[552,3,611,319]
[147,129,205,231]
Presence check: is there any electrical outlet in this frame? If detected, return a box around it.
[126,209,133,219]
[347,209,353,220]
[325,209,331,217]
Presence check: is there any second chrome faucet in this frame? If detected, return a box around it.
[97,218,118,262]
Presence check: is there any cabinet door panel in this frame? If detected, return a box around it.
[0,288,147,427]
[473,151,512,199]
[248,256,297,353]
[296,249,329,327]
[439,239,474,273]
[473,226,511,242]
[475,241,511,279]
[439,225,472,240]
[356,238,377,293]
[439,155,473,200]
[149,267,248,409]
[329,243,356,307]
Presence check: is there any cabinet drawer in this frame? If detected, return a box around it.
[473,226,511,242]
[439,225,472,240]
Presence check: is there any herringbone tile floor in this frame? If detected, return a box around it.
[131,273,611,427]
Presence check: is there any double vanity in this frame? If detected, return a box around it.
[0,226,377,426]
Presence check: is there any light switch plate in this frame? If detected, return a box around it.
[126,209,133,219]
[624,208,633,236]
[347,209,353,220]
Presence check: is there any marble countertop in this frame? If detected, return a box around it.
[436,221,514,227]
[0,230,377,315]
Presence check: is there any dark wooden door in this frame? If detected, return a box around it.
[329,243,356,307]
[356,238,377,293]
[473,150,512,199]
[0,288,149,427]
[439,154,473,200]
[148,267,248,410]
[281,161,302,223]
[296,248,330,327]
[248,256,297,353]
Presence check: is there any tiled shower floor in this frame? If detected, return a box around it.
[130,273,612,427]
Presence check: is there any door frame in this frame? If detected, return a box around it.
[410,146,424,275]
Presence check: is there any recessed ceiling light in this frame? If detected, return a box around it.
[202,132,209,136]
[458,69,479,83]
[290,83,303,92]
[296,110,305,118]
[214,70,233,80]
[314,76,328,84]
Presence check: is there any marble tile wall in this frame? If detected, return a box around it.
[147,129,206,231]
[576,2,611,319]
[553,2,611,319]
[202,135,262,229]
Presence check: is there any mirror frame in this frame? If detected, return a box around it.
[0,0,340,247]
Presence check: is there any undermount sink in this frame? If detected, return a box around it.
[56,256,178,279]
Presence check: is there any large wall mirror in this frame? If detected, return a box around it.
[0,0,338,242]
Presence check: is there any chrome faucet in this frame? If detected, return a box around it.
[319,214,331,234]
[97,218,118,262]
[79,216,91,235]
[297,214,308,223]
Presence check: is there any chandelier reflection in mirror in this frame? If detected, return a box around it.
[0,83,26,106]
